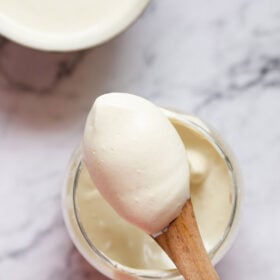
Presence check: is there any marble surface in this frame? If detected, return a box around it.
[0,0,280,279]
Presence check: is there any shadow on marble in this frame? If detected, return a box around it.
[0,35,125,133]
[216,244,241,280]
[63,246,108,280]
[0,36,88,93]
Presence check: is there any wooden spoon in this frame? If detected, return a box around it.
[155,199,220,280]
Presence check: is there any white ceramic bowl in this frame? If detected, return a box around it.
[0,0,150,51]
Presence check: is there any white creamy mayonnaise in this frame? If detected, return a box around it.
[73,111,234,269]
[0,0,147,33]
[83,93,190,234]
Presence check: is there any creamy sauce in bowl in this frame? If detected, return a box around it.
[74,113,234,269]
[62,109,240,280]
[0,0,149,50]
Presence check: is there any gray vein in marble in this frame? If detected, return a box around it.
[194,92,224,113]
[45,52,87,93]
[237,0,252,24]
[0,218,32,236]
[0,42,87,94]
[0,198,62,261]
[253,26,280,37]
[143,51,156,67]
[228,55,280,90]
[0,224,53,261]
[195,54,280,113]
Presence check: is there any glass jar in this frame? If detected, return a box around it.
[62,109,241,280]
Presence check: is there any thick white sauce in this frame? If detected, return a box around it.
[83,93,190,234]
[76,116,233,269]
[0,0,146,33]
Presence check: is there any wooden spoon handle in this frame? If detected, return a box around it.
[155,200,219,280]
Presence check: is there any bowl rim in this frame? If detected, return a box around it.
[0,0,150,51]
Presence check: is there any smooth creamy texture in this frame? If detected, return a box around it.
[76,115,233,269]
[83,93,190,234]
[76,167,175,270]
[0,0,145,33]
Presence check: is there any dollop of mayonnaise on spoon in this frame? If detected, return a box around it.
[83,93,189,234]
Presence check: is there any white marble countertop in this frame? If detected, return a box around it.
[0,0,280,279]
